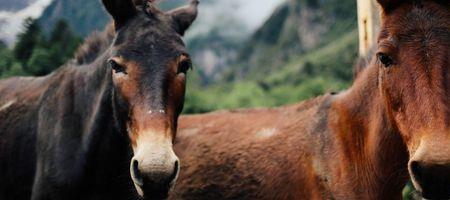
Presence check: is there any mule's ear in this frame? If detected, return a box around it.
[376,0,403,12]
[168,0,199,36]
[102,0,137,29]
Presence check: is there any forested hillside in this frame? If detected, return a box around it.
[183,0,359,113]
[0,18,80,78]
[229,0,357,80]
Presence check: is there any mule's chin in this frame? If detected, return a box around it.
[133,182,174,200]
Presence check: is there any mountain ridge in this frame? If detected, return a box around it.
[226,0,357,81]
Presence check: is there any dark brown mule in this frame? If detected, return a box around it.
[0,0,198,199]
[171,0,450,199]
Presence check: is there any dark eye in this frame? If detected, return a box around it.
[178,60,192,74]
[108,59,127,74]
[377,53,394,67]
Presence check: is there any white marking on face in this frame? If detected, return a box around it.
[130,130,180,194]
[148,110,166,114]
[134,130,178,172]
[256,128,277,138]
[0,100,16,112]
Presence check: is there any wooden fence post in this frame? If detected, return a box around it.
[357,0,381,56]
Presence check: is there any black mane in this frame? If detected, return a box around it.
[74,24,115,65]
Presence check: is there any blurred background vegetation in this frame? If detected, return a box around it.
[0,18,80,77]
[0,0,420,198]
[0,0,359,114]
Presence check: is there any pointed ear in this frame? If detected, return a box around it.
[376,0,403,13]
[168,0,199,36]
[102,0,137,29]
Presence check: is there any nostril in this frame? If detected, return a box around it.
[131,159,143,187]
[169,160,180,184]
[411,161,423,183]
[410,161,450,199]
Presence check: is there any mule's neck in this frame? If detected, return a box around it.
[328,64,409,199]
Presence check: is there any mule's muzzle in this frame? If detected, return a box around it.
[410,161,450,199]
[130,156,180,199]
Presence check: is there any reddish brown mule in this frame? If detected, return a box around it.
[0,0,198,199]
[170,0,450,199]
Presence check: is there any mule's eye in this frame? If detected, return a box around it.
[377,53,394,67]
[178,60,192,74]
[108,59,127,74]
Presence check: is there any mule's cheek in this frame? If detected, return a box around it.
[381,80,415,141]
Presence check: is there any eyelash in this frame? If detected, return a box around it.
[377,53,394,68]
[178,60,192,74]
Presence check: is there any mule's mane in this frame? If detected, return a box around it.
[353,48,376,79]
[74,24,115,65]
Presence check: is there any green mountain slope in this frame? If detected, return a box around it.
[183,0,359,113]
[184,29,358,113]
[226,0,357,81]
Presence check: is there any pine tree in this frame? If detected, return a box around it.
[25,19,81,76]
[0,41,12,75]
[48,19,81,67]
[27,47,53,76]
[13,18,43,66]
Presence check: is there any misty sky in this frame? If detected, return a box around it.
[0,0,283,45]
[0,0,52,45]
[233,0,283,29]
[186,0,283,39]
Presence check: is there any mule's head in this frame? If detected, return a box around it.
[376,0,450,198]
[101,0,198,198]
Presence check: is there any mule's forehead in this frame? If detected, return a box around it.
[382,2,450,43]
[114,12,187,58]
[378,2,450,66]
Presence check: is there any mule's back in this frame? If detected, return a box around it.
[172,94,333,200]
